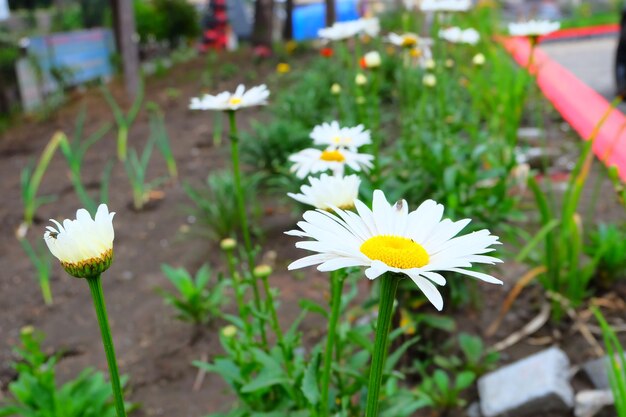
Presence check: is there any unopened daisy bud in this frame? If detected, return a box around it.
[355,73,368,86]
[425,59,436,70]
[472,53,486,66]
[253,264,272,279]
[356,96,366,104]
[445,59,455,68]
[220,238,237,251]
[21,325,35,336]
[330,83,342,95]
[276,62,291,73]
[44,204,115,279]
[423,74,437,87]
[221,325,237,337]
[360,51,381,69]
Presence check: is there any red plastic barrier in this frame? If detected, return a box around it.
[502,32,626,181]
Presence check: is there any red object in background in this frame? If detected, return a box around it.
[253,45,272,59]
[199,0,229,51]
[320,47,334,57]
[359,57,366,69]
[502,28,626,182]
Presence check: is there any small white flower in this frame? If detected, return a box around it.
[387,32,422,48]
[330,83,342,95]
[425,58,436,70]
[289,147,374,179]
[288,174,361,210]
[420,0,472,12]
[286,190,502,310]
[355,73,368,86]
[508,20,560,37]
[439,27,480,45]
[362,51,382,68]
[189,84,270,111]
[318,20,361,41]
[44,204,115,277]
[472,53,486,66]
[310,121,372,152]
[423,74,437,87]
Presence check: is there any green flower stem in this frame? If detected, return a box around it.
[117,126,128,162]
[365,273,399,417]
[86,275,127,417]
[227,110,267,347]
[260,274,294,378]
[225,250,253,341]
[40,278,53,306]
[321,271,345,417]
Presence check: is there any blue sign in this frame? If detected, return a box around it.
[293,0,360,41]
[28,29,115,88]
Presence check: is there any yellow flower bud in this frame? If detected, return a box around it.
[220,238,237,251]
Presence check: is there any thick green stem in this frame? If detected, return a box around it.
[365,274,399,417]
[86,275,127,417]
[227,111,266,347]
[320,271,344,417]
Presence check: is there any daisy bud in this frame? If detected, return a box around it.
[472,53,486,66]
[43,204,115,279]
[330,83,342,95]
[425,59,436,70]
[355,73,368,86]
[445,59,455,69]
[253,264,273,279]
[356,96,366,105]
[220,238,237,251]
[361,51,381,69]
[221,325,238,337]
[423,74,437,87]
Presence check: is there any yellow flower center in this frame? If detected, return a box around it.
[229,97,242,105]
[360,235,429,269]
[402,37,418,47]
[410,48,422,58]
[320,149,345,162]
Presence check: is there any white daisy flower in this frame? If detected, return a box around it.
[288,147,374,179]
[420,0,472,12]
[189,84,270,111]
[439,27,480,45]
[387,32,422,48]
[359,17,381,37]
[318,20,362,41]
[508,20,560,37]
[286,190,502,310]
[310,121,372,152]
[44,204,115,278]
[288,174,361,210]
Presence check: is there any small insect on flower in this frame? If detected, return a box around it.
[286,190,502,310]
[44,204,115,278]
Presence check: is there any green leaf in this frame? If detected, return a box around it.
[301,353,320,405]
[455,371,476,391]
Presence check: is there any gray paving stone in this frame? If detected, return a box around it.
[582,354,625,390]
[478,347,574,417]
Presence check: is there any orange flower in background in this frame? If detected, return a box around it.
[320,47,334,58]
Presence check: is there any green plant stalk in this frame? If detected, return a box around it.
[117,126,128,162]
[86,275,127,417]
[225,249,253,341]
[320,271,344,417]
[365,273,399,417]
[23,132,64,224]
[213,111,223,147]
[19,237,53,306]
[40,276,53,306]
[260,273,293,377]
[227,110,266,347]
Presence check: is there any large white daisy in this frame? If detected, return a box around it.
[420,0,472,12]
[288,174,361,211]
[189,84,270,111]
[310,121,372,152]
[439,27,480,45]
[44,204,115,277]
[286,190,502,310]
[508,20,560,37]
[288,147,374,179]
